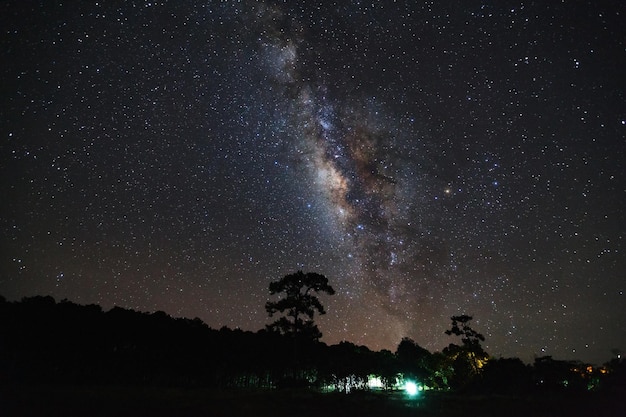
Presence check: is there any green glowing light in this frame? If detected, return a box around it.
[404,381,418,396]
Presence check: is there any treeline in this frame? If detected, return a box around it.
[1,295,624,395]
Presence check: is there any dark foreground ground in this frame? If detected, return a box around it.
[1,385,622,417]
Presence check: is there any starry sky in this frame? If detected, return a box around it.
[1,1,624,365]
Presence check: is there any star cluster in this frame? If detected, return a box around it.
[1,1,624,364]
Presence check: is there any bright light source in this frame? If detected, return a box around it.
[404,381,418,396]
[367,375,383,389]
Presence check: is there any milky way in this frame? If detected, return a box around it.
[257,9,447,343]
[1,1,624,364]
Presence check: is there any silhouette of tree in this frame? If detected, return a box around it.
[396,337,432,384]
[265,271,334,385]
[533,356,590,392]
[603,354,626,393]
[443,314,488,390]
[321,341,372,392]
[265,271,335,341]
[373,349,399,390]
[3,294,622,398]
[445,314,485,350]
[481,357,532,394]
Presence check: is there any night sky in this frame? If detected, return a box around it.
[1,1,624,365]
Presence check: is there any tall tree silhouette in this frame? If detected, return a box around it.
[445,314,485,350]
[443,314,488,390]
[396,337,432,384]
[265,271,335,342]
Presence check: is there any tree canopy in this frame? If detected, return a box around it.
[444,314,488,389]
[265,271,335,341]
[445,314,485,350]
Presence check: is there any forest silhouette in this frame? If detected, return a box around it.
[1,292,623,394]
[1,273,624,416]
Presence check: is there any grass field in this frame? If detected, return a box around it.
[1,385,622,417]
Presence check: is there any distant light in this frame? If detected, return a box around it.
[404,381,418,396]
[367,376,383,389]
